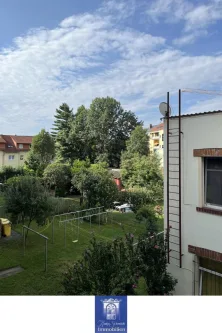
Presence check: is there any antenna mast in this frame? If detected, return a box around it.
[182,88,222,96]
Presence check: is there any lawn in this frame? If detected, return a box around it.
[0,209,148,295]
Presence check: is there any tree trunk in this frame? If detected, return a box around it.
[24,219,32,244]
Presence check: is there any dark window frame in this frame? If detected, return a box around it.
[204,157,222,209]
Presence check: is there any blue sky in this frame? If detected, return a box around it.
[1,0,222,134]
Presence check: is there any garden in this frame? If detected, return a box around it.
[0,97,176,295]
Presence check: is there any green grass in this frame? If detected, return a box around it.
[0,210,147,295]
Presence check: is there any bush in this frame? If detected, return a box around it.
[117,189,152,212]
[136,235,177,295]
[136,206,160,235]
[62,235,138,295]
[0,166,25,183]
[62,232,177,296]
[48,197,79,215]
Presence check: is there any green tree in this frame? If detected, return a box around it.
[5,176,52,240]
[72,166,118,208]
[124,125,149,158]
[87,97,141,167]
[43,162,71,197]
[25,129,55,176]
[121,153,163,188]
[69,106,91,161]
[52,103,74,162]
[62,235,137,295]
[71,158,91,175]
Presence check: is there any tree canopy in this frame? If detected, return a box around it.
[52,97,141,167]
[124,125,149,158]
[43,162,72,197]
[51,103,75,162]
[72,163,118,208]
[25,129,55,176]
[5,176,52,239]
[87,97,141,167]
[121,153,163,189]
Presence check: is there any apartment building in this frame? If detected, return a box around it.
[164,110,222,295]
[0,135,33,168]
[148,123,164,167]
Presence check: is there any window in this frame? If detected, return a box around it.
[20,155,24,160]
[7,145,13,148]
[204,157,222,208]
[199,258,222,295]
[162,134,164,141]
[19,144,23,149]
[162,145,164,148]
[8,155,14,160]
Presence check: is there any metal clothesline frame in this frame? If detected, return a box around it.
[23,225,49,272]
[133,231,164,247]
[60,211,108,248]
[51,206,104,244]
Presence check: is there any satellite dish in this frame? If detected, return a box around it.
[159,102,171,117]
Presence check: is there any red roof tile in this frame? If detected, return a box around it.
[149,123,164,132]
[0,135,33,152]
[10,136,33,144]
[0,135,6,143]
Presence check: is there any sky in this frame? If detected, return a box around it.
[1,0,222,134]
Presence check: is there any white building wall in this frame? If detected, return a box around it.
[164,113,222,295]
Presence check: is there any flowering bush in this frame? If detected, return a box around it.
[62,234,177,296]
[136,234,177,295]
[62,234,138,295]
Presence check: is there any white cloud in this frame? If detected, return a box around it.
[146,0,193,24]
[173,30,208,46]
[184,1,222,31]
[0,1,222,134]
[147,0,222,45]
[185,95,222,114]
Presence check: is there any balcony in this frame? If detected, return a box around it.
[152,135,160,140]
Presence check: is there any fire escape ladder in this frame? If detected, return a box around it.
[166,90,182,268]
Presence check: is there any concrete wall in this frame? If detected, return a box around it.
[164,113,222,295]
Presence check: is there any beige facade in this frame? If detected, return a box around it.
[148,123,164,167]
[0,135,32,169]
[0,150,29,168]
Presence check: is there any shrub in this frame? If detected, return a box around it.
[117,188,152,212]
[62,235,137,295]
[136,206,160,235]
[48,197,79,215]
[0,166,25,183]
[136,234,177,295]
[62,232,177,296]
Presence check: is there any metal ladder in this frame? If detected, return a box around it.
[166,90,182,268]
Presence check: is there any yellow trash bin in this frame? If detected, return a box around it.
[1,219,11,237]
